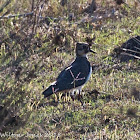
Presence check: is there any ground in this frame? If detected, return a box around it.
[0,0,140,139]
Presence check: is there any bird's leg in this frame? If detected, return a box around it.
[70,90,75,101]
[61,92,67,103]
[77,89,82,99]
[77,89,83,105]
[61,92,67,98]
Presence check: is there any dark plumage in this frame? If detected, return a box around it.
[115,0,124,5]
[42,42,96,98]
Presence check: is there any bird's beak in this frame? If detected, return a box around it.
[90,49,96,54]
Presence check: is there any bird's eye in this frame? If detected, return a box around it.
[84,45,88,50]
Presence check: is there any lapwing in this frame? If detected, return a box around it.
[42,42,96,98]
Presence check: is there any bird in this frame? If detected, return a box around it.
[42,42,96,98]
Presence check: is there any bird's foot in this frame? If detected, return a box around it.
[70,94,75,101]
[77,94,83,100]
[77,94,84,105]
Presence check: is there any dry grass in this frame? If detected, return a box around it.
[0,0,140,139]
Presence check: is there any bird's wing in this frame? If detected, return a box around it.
[55,60,90,92]
[56,65,71,81]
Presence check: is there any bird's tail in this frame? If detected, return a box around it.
[42,84,59,98]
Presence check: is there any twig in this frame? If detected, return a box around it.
[0,9,11,19]
[132,37,140,45]
[121,48,140,54]
[31,0,35,12]
[77,12,116,24]
[34,0,45,34]
[69,70,85,85]
[0,12,34,20]
[121,52,140,60]
[0,0,12,13]
[31,0,41,37]
[134,46,140,51]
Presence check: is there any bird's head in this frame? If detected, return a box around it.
[76,42,96,57]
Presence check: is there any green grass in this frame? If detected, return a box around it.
[0,0,140,139]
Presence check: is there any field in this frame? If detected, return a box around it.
[0,0,140,139]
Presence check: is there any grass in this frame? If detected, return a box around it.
[0,0,140,139]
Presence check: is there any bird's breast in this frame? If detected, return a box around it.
[85,66,92,84]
